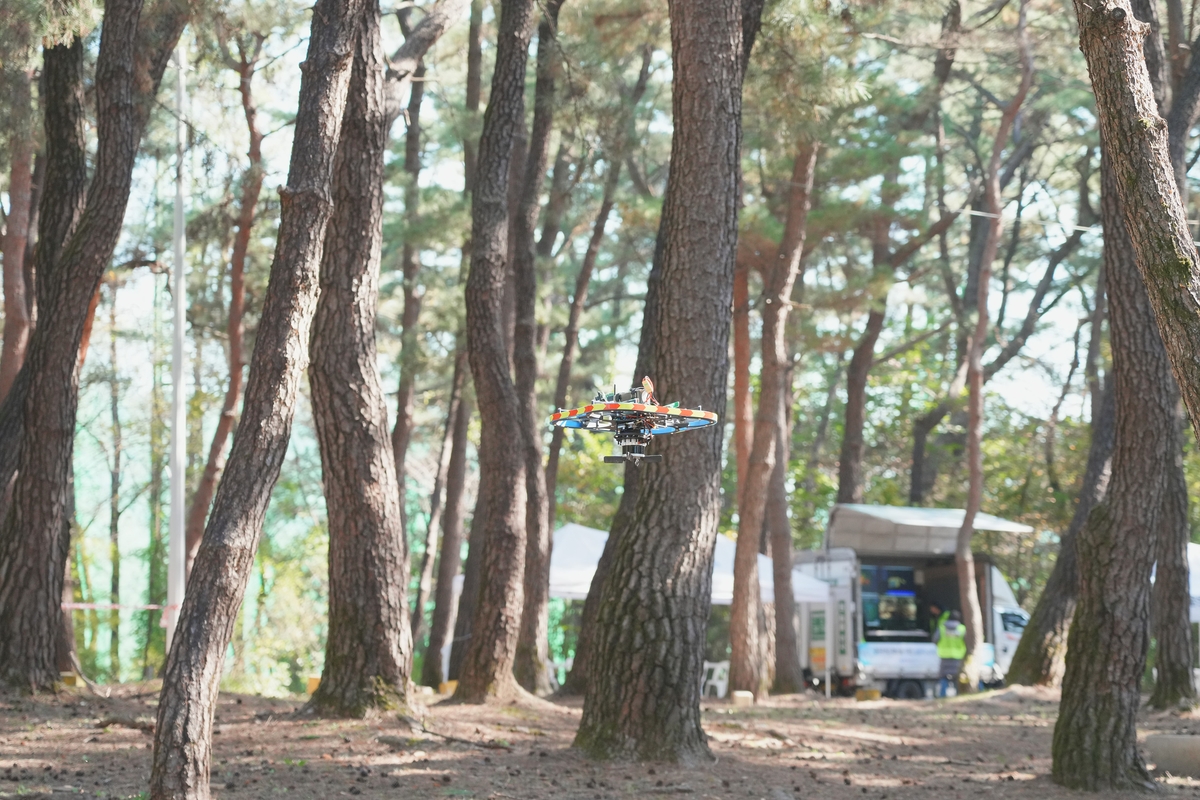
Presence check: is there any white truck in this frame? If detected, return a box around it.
[795,504,1032,699]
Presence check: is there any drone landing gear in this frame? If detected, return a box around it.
[604,454,663,464]
[607,431,661,465]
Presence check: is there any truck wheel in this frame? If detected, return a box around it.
[894,680,924,700]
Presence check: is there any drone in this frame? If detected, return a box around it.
[548,377,717,464]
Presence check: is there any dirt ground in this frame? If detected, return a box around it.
[4,683,1200,799]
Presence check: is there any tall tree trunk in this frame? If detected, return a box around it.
[454,0,537,704]
[306,0,415,720]
[733,262,752,513]
[0,70,35,404]
[184,43,262,580]
[544,46,653,534]
[143,277,168,677]
[1149,401,1194,708]
[835,309,885,504]
[107,287,123,681]
[955,4,1032,692]
[444,0,484,684]
[0,39,88,536]
[1070,0,1200,481]
[390,61,427,525]
[411,349,466,652]
[421,386,472,687]
[575,0,757,759]
[1005,379,1115,687]
[149,0,364,791]
[0,0,186,692]
[512,0,565,697]
[730,141,817,697]
[1050,147,1169,792]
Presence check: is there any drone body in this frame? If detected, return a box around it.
[548,377,717,464]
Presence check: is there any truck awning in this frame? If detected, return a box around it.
[827,504,1034,557]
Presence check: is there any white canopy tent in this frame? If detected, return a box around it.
[550,522,831,604]
[440,523,832,685]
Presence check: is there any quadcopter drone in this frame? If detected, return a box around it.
[548,377,717,464]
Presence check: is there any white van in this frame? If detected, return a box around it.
[795,504,1031,699]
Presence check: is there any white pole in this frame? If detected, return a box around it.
[165,39,188,652]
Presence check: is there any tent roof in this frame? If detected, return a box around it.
[550,523,829,605]
[827,504,1033,557]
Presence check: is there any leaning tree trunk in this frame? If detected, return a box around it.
[729,140,817,698]
[0,0,186,691]
[1050,149,1169,792]
[454,0,538,704]
[184,50,262,580]
[148,0,363,792]
[306,0,414,719]
[1071,0,1200,477]
[421,384,472,688]
[574,0,755,761]
[0,40,88,525]
[1005,379,1114,686]
[512,0,565,696]
[956,5,1032,692]
[0,70,35,404]
[835,308,884,504]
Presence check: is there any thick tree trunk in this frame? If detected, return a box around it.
[447,487,484,682]
[148,0,363,793]
[421,386,472,687]
[0,39,88,545]
[730,141,817,698]
[184,47,262,580]
[512,0,565,697]
[574,0,752,760]
[1050,148,1169,792]
[1071,1,1200,462]
[1006,380,1114,687]
[835,309,885,504]
[306,0,414,719]
[411,349,466,652]
[0,71,35,404]
[454,0,538,704]
[0,0,186,692]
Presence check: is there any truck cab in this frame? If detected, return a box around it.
[795,504,1031,698]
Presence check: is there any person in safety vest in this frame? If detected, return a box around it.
[933,609,966,697]
[928,602,949,636]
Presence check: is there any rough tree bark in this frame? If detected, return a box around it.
[149,0,363,792]
[1006,267,1114,687]
[0,40,87,524]
[955,4,1032,692]
[574,0,753,760]
[512,0,566,697]
[420,385,472,687]
[454,0,537,704]
[411,349,466,651]
[1050,147,1168,792]
[184,33,263,580]
[305,0,415,720]
[729,141,817,698]
[0,0,186,691]
[0,70,35,404]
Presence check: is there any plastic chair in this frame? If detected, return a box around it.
[701,660,730,699]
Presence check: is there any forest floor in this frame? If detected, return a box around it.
[2,682,1200,799]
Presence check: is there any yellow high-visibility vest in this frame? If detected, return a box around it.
[937,619,967,660]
